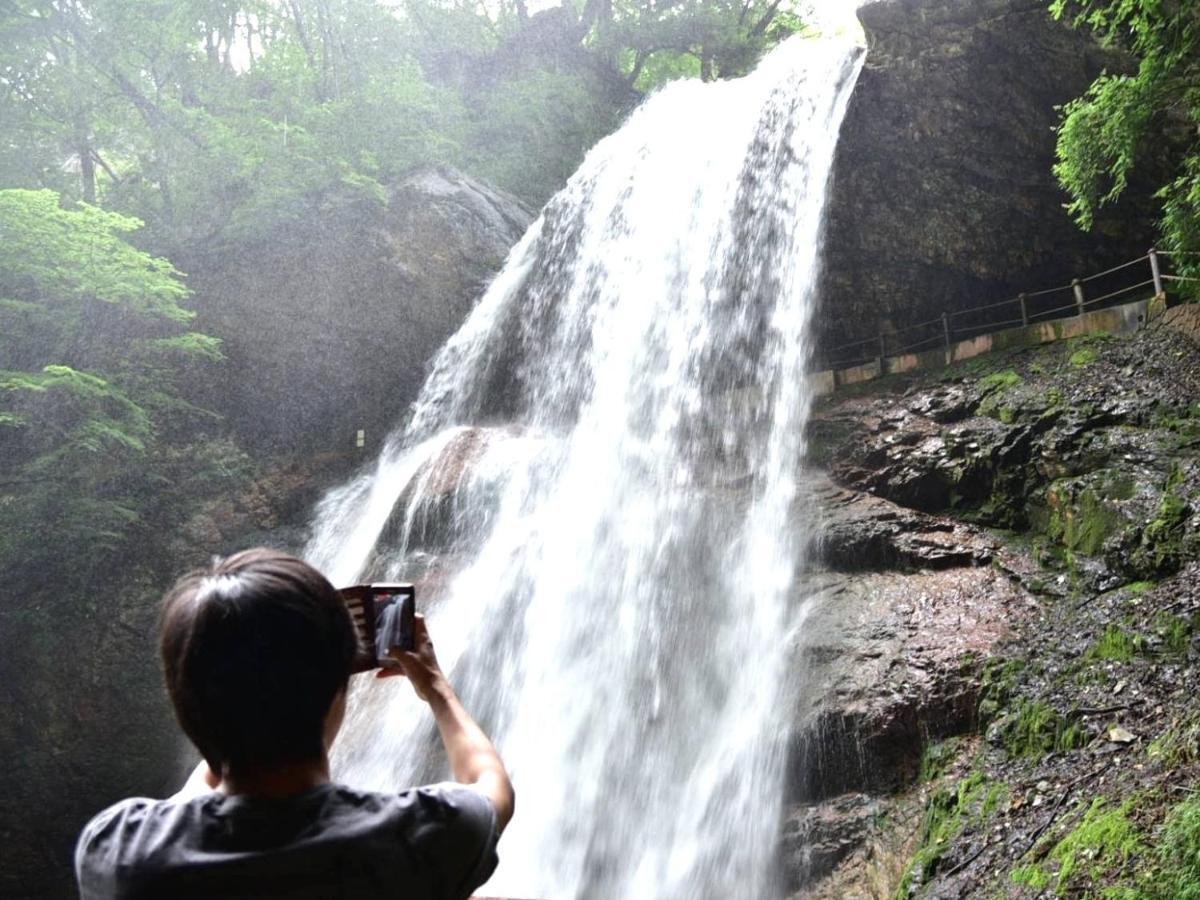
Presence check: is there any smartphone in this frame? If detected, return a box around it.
[339,583,415,672]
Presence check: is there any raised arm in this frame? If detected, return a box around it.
[384,615,514,831]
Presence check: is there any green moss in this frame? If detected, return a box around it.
[1154,794,1200,899]
[1131,488,1192,576]
[1086,624,1139,662]
[1154,413,1200,437]
[978,657,1025,724]
[1013,863,1051,890]
[1002,699,1088,759]
[1019,797,1145,896]
[1126,580,1157,595]
[979,370,1023,392]
[1154,613,1194,655]
[896,770,1007,897]
[1148,718,1200,768]
[919,737,962,784]
[975,370,1024,420]
[1070,346,1099,367]
[1045,482,1126,556]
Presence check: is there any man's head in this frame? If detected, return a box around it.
[159,548,357,776]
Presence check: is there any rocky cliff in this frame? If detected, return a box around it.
[788,307,1200,897]
[182,167,533,454]
[818,0,1157,358]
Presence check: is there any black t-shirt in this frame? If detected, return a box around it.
[74,782,498,900]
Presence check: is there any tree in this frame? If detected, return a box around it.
[0,189,226,582]
[1051,0,1200,292]
[2,0,809,231]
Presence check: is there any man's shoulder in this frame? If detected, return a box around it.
[326,782,498,887]
[76,796,175,852]
[327,781,497,844]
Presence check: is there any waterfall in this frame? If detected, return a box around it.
[306,34,864,900]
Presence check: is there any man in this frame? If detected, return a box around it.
[74,548,514,899]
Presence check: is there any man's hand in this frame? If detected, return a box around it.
[376,614,449,703]
[375,613,514,831]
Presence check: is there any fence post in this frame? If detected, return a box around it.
[878,333,887,375]
[1019,293,1029,327]
[1072,279,1085,316]
[942,312,952,348]
[1149,247,1164,296]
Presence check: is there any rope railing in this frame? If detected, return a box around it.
[815,246,1191,372]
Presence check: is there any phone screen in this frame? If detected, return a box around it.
[370,587,415,663]
[339,583,415,672]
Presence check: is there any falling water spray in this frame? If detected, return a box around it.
[307,33,865,899]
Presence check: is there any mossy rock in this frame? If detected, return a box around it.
[1031,471,1137,557]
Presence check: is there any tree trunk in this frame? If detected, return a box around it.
[80,141,95,203]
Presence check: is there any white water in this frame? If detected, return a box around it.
[307,35,864,899]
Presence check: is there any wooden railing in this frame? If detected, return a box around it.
[815,248,1199,372]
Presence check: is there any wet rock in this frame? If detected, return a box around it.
[793,322,1200,899]
[811,326,1200,583]
[811,477,997,571]
[786,563,1029,804]
[367,425,546,561]
[781,793,884,888]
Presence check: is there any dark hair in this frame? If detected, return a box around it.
[159,548,357,775]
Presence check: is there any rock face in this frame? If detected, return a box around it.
[782,478,1030,896]
[183,167,533,454]
[818,0,1156,358]
[789,311,1200,898]
[814,312,1200,589]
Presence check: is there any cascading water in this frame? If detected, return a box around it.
[306,33,864,899]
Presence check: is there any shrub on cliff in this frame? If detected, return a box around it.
[1051,0,1200,295]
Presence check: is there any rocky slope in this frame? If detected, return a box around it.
[787,306,1200,897]
[818,0,1158,357]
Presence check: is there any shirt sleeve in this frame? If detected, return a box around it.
[74,798,154,899]
[410,782,500,900]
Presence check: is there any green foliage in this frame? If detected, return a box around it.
[1070,346,1099,367]
[1,0,810,239]
[0,190,190,323]
[607,0,808,87]
[1050,0,1200,296]
[465,69,622,205]
[0,189,224,580]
